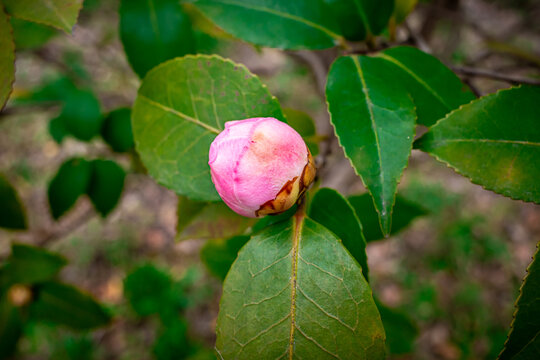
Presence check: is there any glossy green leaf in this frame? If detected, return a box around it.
[376,299,418,355]
[0,296,23,360]
[374,46,475,126]
[87,160,126,217]
[119,0,196,78]
[29,282,111,330]
[348,193,428,241]
[3,0,83,33]
[48,158,92,220]
[393,0,417,24]
[512,332,540,360]
[283,108,319,156]
[200,235,250,280]
[193,0,343,49]
[100,108,134,153]
[323,0,394,41]
[308,188,369,281]
[326,55,416,236]
[132,55,283,201]
[0,175,27,230]
[11,17,57,50]
[177,202,255,241]
[0,5,15,111]
[0,244,67,287]
[216,214,386,359]
[416,86,540,204]
[499,243,540,359]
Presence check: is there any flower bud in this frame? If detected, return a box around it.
[209,117,316,218]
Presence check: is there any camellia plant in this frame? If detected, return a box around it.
[0,0,539,359]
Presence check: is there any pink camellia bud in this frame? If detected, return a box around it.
[209,117,316,218]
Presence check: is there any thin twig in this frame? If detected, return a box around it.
[404,20,432,54]
[452,66,540,86]
[462,77,482,98]
[36,203,97,247]
[287,50,328,97]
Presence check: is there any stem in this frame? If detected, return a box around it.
[452,66,540,86]
[388,17,397,43]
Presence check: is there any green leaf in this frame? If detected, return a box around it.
[283,108,319,156]
[176,195,207,234]
[29,281,111,330]
[49,115,70,144]
[216,214,386,359]
[0,5,15,111]
[193,0,344,50]
[3,0,83,33]
[499,243,540,359]
[16,77,102,142]
[323,0,394,41]
[374,46,475,126]
[326,55,416,236]
[200,235,250,280]
[48,158,92,220]
[87,160,126,217]
[416,86,540,204]
[100,108,134,153]
[119,0,196,78]
[132,55,283,201]
[393,0,417,24]
[51,336,95,360]
[0,175,27,230]
[60,89,103,142]
[308,188,369,282]
[348,193,428,241]
[0,244,67,287]
[512,332,540,360]
[250,204,297,234]
[0,296,23,360]
[124,264,185,317]
[177,202,255,241]
[11,17,57,50]
[375,299,418,355]
[18,76,77,104]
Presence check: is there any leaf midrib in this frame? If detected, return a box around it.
[139,94,221,134]
[43,0,71,30]
[39,288,104,326]
[288,211,303,359]
[199,0,343,41]
[352,0,371,35]
[376,52,452,111]
[429,138,540,147]
[351,56,385,208]
[147,0,161,39]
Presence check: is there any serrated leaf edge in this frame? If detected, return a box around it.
[133,54,284,201]
[325,54,417,237]
[498,242,540,359]
[1,4,16,112]
[415,85,540,204]
[5,0,83,33]
[193,0,344,50]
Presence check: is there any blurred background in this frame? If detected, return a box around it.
[1,0,540,359]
